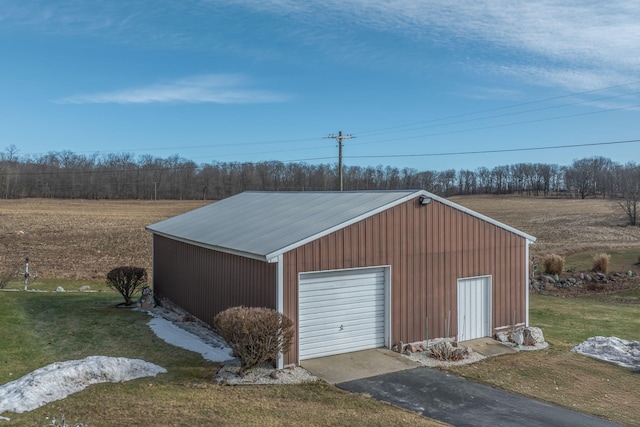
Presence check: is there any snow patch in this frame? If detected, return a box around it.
[0,356,165,417]
[572,336,640,372]
[146,316,234,362]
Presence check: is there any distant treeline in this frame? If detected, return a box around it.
[0,145,638,202]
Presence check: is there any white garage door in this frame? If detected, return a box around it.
[298,267,388,360]
[457,276,492,342]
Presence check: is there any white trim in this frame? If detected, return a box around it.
[276,254,284,369]
[525,240,531,327]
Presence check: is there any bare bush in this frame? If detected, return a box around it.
[428,342,469,361]
[214,306,294,375]
[106,266,147,305]
[542,254,564,275]
[0,265,16,289]
[592,253,610,273]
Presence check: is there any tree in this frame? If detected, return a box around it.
[616,163,640,226]
[106,266,148,305]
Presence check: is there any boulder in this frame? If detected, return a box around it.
[495,331,509,342]
[509,329,524,346]
[523,327,545,345]
[55,286,65,292]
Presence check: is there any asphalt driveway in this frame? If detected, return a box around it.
[337,367,623,427]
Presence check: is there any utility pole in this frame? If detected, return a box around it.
[325,131,355,191]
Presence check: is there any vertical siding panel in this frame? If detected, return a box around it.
[152,235,276,328]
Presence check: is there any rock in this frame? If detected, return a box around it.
[567,277,577,284]
[55,286,65,292]
[270,370,282,380]
[495,331,509,342]
[523,327,545,345]
[510,329,524,346]
[584,274,592,282]
[406,342,423,353]
[79,285,90,291]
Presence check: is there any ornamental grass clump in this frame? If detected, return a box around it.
[592,253,610,273]
[428,341,469,362]
[542,254,564,275]
[214,306,294,375]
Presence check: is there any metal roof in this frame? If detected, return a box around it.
[146,190,536,261]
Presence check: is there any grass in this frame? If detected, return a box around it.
[564,247,640,274]
[445,294,640,427]
[0,289,445,427]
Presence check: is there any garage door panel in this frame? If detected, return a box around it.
[299,299,384,315]
[299,267,387,360]
[300,320,386,337]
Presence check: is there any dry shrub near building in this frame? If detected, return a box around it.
[543,254,564,275]
[214,306,294,374]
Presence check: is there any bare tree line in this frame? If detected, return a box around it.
[1,145,639,223]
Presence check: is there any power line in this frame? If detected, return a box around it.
[348,138,640,160]
[353,79,640,137]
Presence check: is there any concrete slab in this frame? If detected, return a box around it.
[462,337,518,356]
[301,348,420,384]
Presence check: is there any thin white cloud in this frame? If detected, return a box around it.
[7,1,640,92]
[55,74,290,105]
[232,0,640,89]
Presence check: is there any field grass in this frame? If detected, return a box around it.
[0,290,445,427]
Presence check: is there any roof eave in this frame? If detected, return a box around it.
[147,228,269,262]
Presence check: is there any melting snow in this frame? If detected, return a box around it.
[572,336,640,372]
[146,316,234,362]
[0,356,165,419]
[0,312,234,420]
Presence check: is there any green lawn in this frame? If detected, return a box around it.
[0,290,445,427]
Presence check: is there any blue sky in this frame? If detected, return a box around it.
[2,1,640,171]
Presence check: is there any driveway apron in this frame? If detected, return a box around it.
[337,367,623,427]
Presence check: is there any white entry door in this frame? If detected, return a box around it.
[457,276,492,341]
[298,267,388,360]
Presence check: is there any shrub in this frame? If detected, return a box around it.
[106,266,148,305]
[592,253,610,273]
[542,254,564,275]
[0,266,14,289]
[214,306,294,375]
[428,342,468,361]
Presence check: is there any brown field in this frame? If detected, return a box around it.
[2,195,640,281]
[449,194,640,256]
[0,199,209,281]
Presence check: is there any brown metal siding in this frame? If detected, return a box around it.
[282,196,527,365]
[152,234,277,328]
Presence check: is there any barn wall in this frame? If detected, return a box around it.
[282,196,528,364]
[152,234,277,328]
